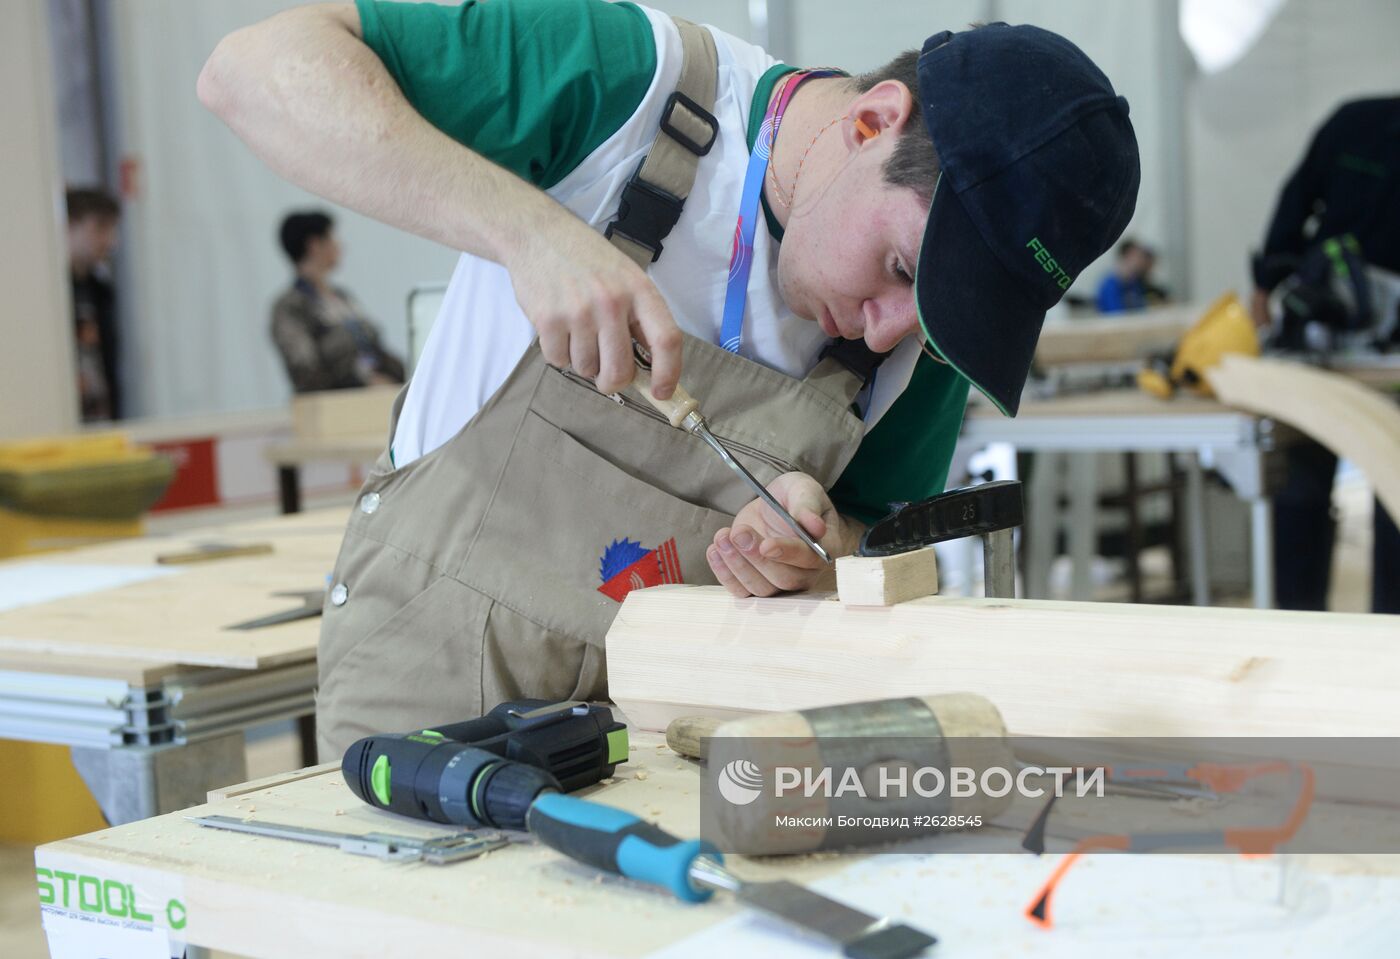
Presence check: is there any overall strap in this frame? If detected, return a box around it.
[797,337,889,415]
[605,18,720,268]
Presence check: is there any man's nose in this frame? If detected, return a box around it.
[863,295,918,352]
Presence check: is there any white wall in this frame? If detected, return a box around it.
[108,0,461,419]
[1185,0,1400,303]
[993,1,1179,299]
[0,0,79,438]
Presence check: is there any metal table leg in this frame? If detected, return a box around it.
[1068,452,1098,600]
[278,465,302,514]
[1251,497,1276,609]
[71,732,248,825]
[1185,454,1211,606]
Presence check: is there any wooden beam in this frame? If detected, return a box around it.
[1208,355,1400,521]
[1033,306,1197,366]
[607,585,1400,738]
[835,546,938,605]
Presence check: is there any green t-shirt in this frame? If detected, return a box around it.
[357,0,969,525]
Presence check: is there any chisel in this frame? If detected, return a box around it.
[526,793,935,958]
[624,345,832,564]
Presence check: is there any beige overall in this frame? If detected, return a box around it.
[315,22,872,759]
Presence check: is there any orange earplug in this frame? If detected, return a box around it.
[855,118,879,139]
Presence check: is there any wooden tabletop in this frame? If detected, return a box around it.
[35,729,1400,958]
[0,508,346,670]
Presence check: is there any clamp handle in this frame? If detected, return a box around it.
[857,480,1025,557]
[526,793,721,902]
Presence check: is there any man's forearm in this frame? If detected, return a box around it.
[197,3,560,269]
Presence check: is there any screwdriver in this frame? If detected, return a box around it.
[621,344,832,565]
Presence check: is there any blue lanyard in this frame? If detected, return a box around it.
[719,70,840,353]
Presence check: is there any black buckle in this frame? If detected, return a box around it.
[661,91,718,156]
[603,161,685,263]
[819,338,890,386]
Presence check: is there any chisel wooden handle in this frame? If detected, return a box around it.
[630,366,702,430]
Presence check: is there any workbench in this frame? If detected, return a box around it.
[265,387,397,514]
[0,509,345,824]
[956,389,1279,607]
[33,729,1400,958]
[263,436,384,514]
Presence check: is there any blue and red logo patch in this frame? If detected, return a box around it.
[597,537,683,602]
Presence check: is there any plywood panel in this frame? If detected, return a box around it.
[0,508,345,668]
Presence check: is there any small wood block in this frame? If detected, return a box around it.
[835,546,938,606]
[291,385,399,440]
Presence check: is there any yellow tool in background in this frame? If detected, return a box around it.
[1138,292,1260,399]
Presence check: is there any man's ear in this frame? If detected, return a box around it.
[843,79,915,151]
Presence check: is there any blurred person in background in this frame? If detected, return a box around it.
[271,210,406,393]
[67,187,123,422]
[1249,97,1400,614]
[1095,238,1165,313]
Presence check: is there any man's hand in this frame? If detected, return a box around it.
[707,472,858,598]
[196,4,684,399]
[507,216,683,399]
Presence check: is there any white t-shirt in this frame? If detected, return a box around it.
[389,7,918,467]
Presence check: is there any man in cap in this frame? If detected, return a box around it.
[200,0,1139,757]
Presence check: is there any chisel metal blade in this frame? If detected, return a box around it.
[690,859,935,958]
[692,424,833,565]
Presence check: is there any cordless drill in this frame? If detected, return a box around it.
[342,699,628,830]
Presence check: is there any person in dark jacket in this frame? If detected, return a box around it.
[271,210,406,393]
[67,188,123,421]
[1251,97,1400,614]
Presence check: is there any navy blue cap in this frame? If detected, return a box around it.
[914,24,1140,415]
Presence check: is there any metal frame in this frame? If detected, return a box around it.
[957,405,1277,608]
[0,660,316,823]
[0,660,315,749]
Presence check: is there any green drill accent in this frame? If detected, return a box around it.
[370,754,392,805]
[606,728,630,765]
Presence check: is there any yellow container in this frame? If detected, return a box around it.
[0,433,174,839]
[0,431,173,558]
[0,741,108,843]
[0,506,144,557]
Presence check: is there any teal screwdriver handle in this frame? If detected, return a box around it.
[527,793,722,903]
